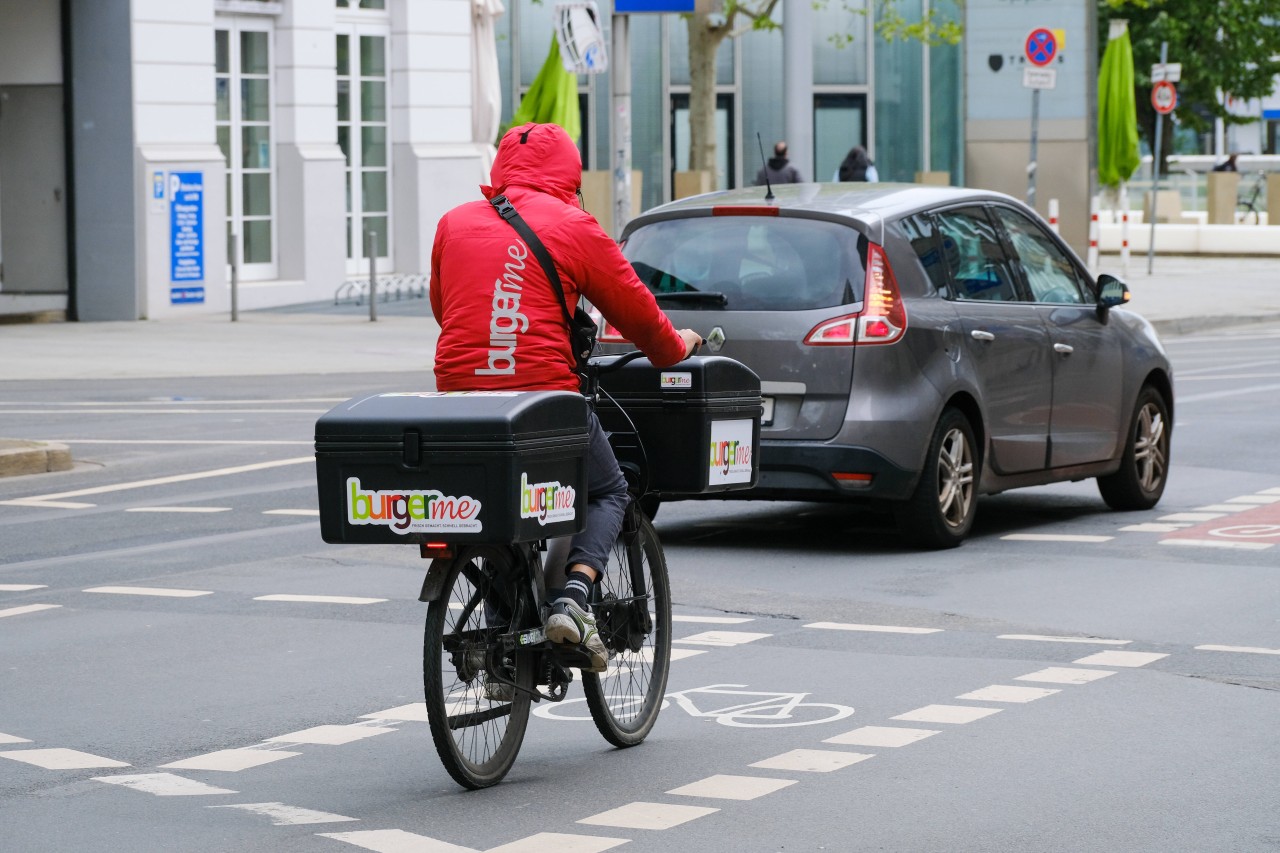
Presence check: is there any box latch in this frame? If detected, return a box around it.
[403,429,421,468]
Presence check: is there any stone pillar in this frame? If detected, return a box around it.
[1206,171,1240,225]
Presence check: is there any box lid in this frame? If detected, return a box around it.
[595,355,761,399]
[315,390,588,445]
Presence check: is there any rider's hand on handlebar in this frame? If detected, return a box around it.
[678,329,704,359]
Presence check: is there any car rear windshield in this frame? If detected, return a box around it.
[622,216,865,311]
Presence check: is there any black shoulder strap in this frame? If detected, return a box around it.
[488,195,577,333]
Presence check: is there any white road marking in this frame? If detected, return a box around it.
[1194,644,1280,656]
[0,732,32,744]
[255,594,387,605]
[1,500,95,509]
[0,397,343,406]
[1073,651,1169,668]
[1262,487,1280,495]
[667,774,798,800]
[577,801,719,830]
[673,630,771,647]
[749,749,873,773]
[266,724,395,745]
[957,685,1061,703]
[1195,504,1255,512]
[1120,523,1192,532]
[94,773,235,796]
[1177,381,1280,404]
[998,634,1130,645]
[210,802,358,825]
[125,506,232,514]
[1160,539,1273,551]
[487,832,630,853]
[805,621,942,634]
[892,705,1002,725]
[50,439,314,445]
[0,604,61,619]
[669,648,708,661]
[1226,495,1280,505]
[162,749,302,772]
[0,748,129,769]
[1001,533,1113,543]
[672,614,754,624]
[1015,667,1117,685]
[1,409,327,415]
[263,509,321,516]
[318,829,480,853]
[1158,512,1227,522]
[361,704,428,722]
[0,584,46,591]
[0,456,313,508]
[823,726,940,748]
[84,586,213,598]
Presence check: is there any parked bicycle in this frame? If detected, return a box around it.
[1237,171,1267,224]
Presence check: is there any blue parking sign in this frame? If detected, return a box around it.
[169,171,205,303]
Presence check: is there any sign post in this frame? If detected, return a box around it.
[1147,42,1173,275]
[1023,27,1058,208]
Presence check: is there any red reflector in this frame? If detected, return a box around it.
[863,319,892,338]
[712,206,780,216]
[832,472,874,483]
[420,543,453,559]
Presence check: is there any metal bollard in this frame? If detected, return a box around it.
[366,229,377,322]
[229,230,239,322]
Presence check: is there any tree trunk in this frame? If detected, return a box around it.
[687,14,726,177]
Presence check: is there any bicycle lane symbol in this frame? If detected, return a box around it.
[532,683,855,728]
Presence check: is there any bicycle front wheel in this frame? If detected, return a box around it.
[583,511,672,747]
[423,548,533,789]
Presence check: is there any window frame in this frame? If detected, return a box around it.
[335,19,393,274]
[929,204,1027,305]
[988,203,1094,305]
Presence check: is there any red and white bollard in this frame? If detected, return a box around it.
[1119,183,1131,277]
[1086,195,1100,273]
[1048,198,1060,235]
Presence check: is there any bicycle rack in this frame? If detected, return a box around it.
[333,273,428,306]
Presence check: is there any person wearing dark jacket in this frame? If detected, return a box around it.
[755,141,803,185]
[430,122,701,674]
[836,145,878,182]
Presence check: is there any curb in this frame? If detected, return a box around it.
[1151,312,1280,337]
[0,440,74,478]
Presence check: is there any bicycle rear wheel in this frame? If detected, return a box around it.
[583,511,672,747]
[423,548,534,789]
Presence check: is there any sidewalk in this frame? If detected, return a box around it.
[0,254,1276,384]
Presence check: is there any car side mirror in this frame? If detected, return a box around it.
[1096,273,1130,321]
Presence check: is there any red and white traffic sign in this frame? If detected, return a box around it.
[1025,28,1058,67]
[1152,81,1177,114]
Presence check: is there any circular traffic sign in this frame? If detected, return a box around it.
[1152,81,1177,114]
[1025,28,1058,67]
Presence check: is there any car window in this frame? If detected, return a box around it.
[992,206,1089,305]
[896,214,949,294]
[623,216,865,310]
[932,207,1021,302]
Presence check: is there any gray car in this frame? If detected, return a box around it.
[600,183,1173,548]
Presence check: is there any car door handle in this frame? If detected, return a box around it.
[970,330,995,342]
[1053,343,1074,354]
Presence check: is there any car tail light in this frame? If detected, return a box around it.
[803,242,906,347]
[588,306,630,344]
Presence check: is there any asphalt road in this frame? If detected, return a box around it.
[1,324,1277,852]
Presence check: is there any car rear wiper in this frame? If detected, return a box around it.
[653,291,728,307]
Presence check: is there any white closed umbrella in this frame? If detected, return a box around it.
[471,0,505,165]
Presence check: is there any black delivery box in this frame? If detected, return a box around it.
[594,355,763,496]
[315,391,588,545]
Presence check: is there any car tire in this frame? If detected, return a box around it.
[895,408,978,549]
[1097,385,1170,511]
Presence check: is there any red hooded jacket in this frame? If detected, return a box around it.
[430,123,686,392]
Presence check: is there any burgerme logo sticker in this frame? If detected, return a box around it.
[346,477,482,533]
[519,473,576,525]
[709,419,754,485]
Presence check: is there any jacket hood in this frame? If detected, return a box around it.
[767,156,789,170]
[483,122,581,204]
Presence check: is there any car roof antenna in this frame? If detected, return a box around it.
[756,132,775,202]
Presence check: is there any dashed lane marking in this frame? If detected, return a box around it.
[0,584,46,592]
[892,704,1003,724]
[1195,504,1256,512]
[577,801,719,831]
[1194,644,1280,656]
[805,621,943,634]
[672,614,754,624]
[84,586,214,598]
[263,509,320,516]
[673,630,771,647]
[666,774,797,800]
[254,594,387,605]
[0,748,129,769]
[162,748,302,772]
[823,726,940,748]
[94,773,236,796]
[125,506,232,514]
[1159,512,1228,522]
[0,603,61,619]
[1001,533,1114,543]
[266,724,395,746]
[1226,495,1280,505]
[210,802,358,825]
[749,749,874,773]
[1073,651,1168,667]
[1120,523,1191,533]
[1014,667,1117,685]
[1161,539,1273,551]
[319,829,480,853]
[0,732,32,744]
[957,685,1061,703]
[360,704,428,722]
[487,833,630,853]
[998,634,1130,645]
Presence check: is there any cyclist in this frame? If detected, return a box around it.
[429,122,701,672]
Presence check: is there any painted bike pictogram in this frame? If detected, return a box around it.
[1208,524,1280,540]
[533,682,855,728]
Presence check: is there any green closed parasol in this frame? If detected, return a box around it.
[1098,20,1140,188]
[508,34,581,143]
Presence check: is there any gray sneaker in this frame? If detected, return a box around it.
[545,599,608,673]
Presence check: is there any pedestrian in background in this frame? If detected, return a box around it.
[755,141,803,185]
[1212,152,1239,172]
[835,145,878,182]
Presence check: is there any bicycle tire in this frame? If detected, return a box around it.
[582,511,672,747]
[423,547,534,789]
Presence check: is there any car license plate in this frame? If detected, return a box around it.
[761,396,774,426]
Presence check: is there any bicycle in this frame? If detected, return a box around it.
[1237,171,1266,224]
[419,350,674,789]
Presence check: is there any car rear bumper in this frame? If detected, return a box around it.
[702,439,917,502]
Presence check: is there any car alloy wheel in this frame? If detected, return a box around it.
[937,426,975,529]
[896,407,979,549]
